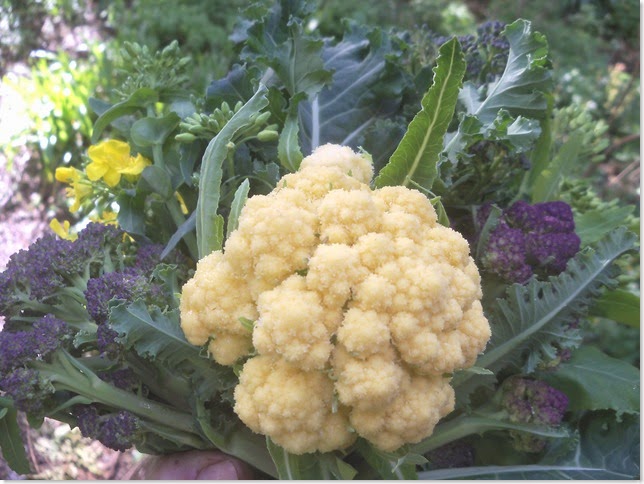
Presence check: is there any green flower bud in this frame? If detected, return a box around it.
[256,130,279,142]
[175,133,197,143]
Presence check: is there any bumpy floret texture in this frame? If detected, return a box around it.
[180,144,491,454]
[478,200,581,283]
[501,377,569,453]
[75,404,140,451]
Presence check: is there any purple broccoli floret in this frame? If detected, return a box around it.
[426,439,475,469]
[0,234,74,302]
[501,377,569,453]
[98,367,141,392]
[85,269,148,325]
[0,315,73,372]
[0,367,54,415]
[75,404,140,451]
[478,200,581,283]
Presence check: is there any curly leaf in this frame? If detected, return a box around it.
[479,227,637,375]
[540,346,640,415]
[441,19,551,177]
[238,0,331,99]
[299,23,407,154]
[375,37,465,190]
[109,300,215,376]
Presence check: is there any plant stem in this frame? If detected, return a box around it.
[34,351,202,439]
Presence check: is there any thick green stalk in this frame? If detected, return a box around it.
[34,351,201,439]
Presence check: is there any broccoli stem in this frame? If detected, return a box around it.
[33,350,202,440]
[410,410,569,455]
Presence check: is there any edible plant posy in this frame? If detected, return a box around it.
[0,1,639,479]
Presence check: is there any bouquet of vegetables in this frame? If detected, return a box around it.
[0,1,639,479]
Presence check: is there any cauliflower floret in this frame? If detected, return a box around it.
[336,308,390,357]
[277,166,367,201]
[306,243,367,308]
[253,275,341,371]
[180,144,491,455]
[318,189,382,245]
[299,143,374,184]
[179,251,255,365]
[224,188,318,299]
[234,355,356,454]
[332,345,405,410]
[349,374,455,452]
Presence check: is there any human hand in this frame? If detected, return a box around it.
[132,450,255,480]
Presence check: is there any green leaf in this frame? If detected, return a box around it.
[91,87,158,143]
[574,204,635,246]
[375,37,465,191]
[442,19,552,177]
[196,85,269,258]
[541,346,640,415]
[462,20,551,125]
[298,23,407,154]
[161,210,196,260]
[531,132,582,202]
[240,0,331,99]
[0,399,31,475]
[109,300,217,376]
[425,412,640,479]
[139,165,173,199]
[226,179,250,239]
[266,438,356,480]
[476,227,637,376]
[589,288,640,327]
[354,439,420,479]
[116,191,147,236]
[277,108,303,172]
[130,113,181,147]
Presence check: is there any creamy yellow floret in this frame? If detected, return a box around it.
[234,355,356,454]
[179,143,491,455]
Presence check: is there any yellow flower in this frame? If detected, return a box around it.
[50,219,78,241]
[86,140,151,187]
[90,210,118,226]
[55,167,92,213]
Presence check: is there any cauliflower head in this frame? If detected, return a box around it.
[180,143,491,454]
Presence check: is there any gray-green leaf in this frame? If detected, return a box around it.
[375,37,465,191]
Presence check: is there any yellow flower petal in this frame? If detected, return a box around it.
[103,169,122,187]
[49,219,78,241]
[119,153,151,176]
[85,160,108,181]
[55,167,79,184]
[88,139,131,165]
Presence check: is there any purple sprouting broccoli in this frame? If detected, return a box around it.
[0,315,74,415]
[84,268,167,358]
[98,368,142,393]
[477,200,581,283]
[501,377,569,453]
[0,315,73,372]
[75,404,141,451]
[456,21,509,84]
[426,439,475,470]
[0,223,126,321]
[85,269,149,325]
[0,367,55,415]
